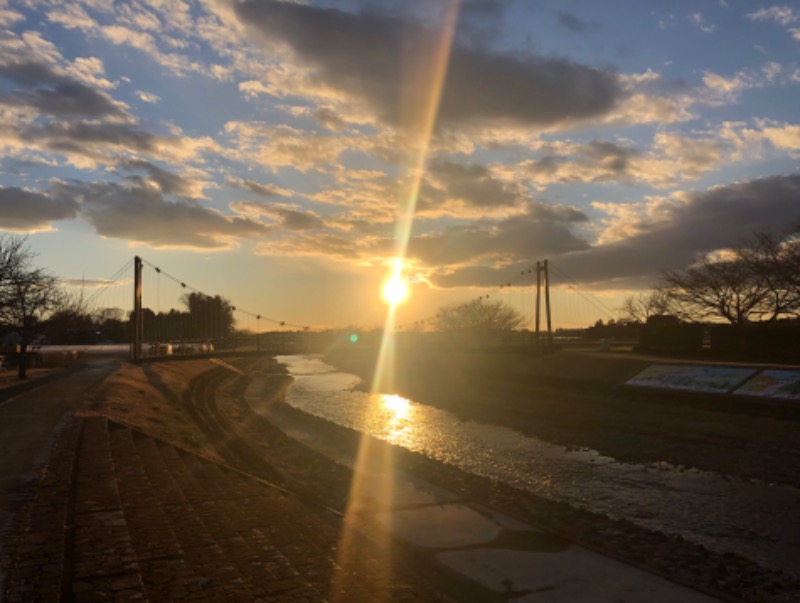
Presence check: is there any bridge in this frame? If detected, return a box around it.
[69,254,621,361]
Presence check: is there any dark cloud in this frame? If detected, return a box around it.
[557,174,800,288]
[408,203,590,268]
[424,158,522,209]
[233,0,623,128]
[51,181,267,249]
[279,207,325,230]
[119,160,200,197]
[557,12,600,33]
[0,186,78,231]
[232,200,325,230]
[520,140,639,184]
[0,60,64,86]
[313,107,346,131]
[423,175,800,289]
[19,122,157,159]
[15,82,125,118]
[0,61,125,119]
[228,178,292,198]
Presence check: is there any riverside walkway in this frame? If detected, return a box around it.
[0,359,723,602]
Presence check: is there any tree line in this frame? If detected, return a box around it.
[0,236,236,378]
[622,227,800,329]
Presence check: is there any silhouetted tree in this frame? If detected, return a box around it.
[0,236,62,378]
[433,298,523,347]
[619,289,673,324]
[181,292,234,340]
[44,309,98,344]
[661,228,800,327]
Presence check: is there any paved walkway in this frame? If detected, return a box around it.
[0,362,118,545]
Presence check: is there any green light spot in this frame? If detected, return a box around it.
[349,334,359,344]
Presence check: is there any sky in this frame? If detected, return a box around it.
[1,0,799,330]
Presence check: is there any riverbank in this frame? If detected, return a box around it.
[272,353,800,602]
[7,355,798,601]
[324,346,800,488]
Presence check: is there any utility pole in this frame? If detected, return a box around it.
[133,256,143,361]
[535,261,542,347]
[544,259,553,349]
[533,260,553,351]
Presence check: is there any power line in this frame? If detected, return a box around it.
[395,261,545,331]
[81,258,135,310]
[549,264,617,321]
[139,257,309,330]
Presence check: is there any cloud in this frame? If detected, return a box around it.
[746,6,800,42]
[0,186,78,232]
[0,81,128,119]
[223,121,357,172]
[0,32,128,119]
[231,201,325,230]
[5,121,216,169]
[411,174,800,290]
[746,5,798,26]
[232,0,624,129]
[411,206,589,272]
[45,3,208,78]
[689,13,715,33]
[719,120,800,157]
[60,277,124,288]
[48,181,266,249]
[505,133,727,189]
[227,177,294,198]
[513,140,639,187]
[0,5,24,27]
[420,158,526,214]
[135,90,160,103]
[561,174,800,288]
[118,160,208,198]
[252,199,589,276]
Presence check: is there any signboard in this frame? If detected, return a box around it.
[733,370,800,399]
[626,364,756,394]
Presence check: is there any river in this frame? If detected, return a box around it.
[276,354,800,578]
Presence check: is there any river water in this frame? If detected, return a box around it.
[277,355,800,577]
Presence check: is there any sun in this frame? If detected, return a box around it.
[381,277,408,306]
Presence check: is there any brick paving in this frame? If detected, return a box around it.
[2,416,443,603]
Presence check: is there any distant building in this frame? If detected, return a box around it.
[101,307,125,321]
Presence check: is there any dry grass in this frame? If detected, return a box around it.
[78,359,224,462]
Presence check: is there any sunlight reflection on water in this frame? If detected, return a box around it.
[276,354,800,577]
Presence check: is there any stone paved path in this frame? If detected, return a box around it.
[2,415,455,602]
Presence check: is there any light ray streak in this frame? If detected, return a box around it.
[331,3,461,599]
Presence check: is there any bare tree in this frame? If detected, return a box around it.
[0,236,63,379]
[619,289,673,323]
[433,298,524,347]
[660,226,800,328]
[736,230,800,318]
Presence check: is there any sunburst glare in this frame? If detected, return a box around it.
[381,277,408,306]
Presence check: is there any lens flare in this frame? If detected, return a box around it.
[332,3,461,600]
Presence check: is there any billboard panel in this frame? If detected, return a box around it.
[733,369,800,399]
[627,364,756,394]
